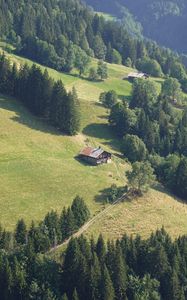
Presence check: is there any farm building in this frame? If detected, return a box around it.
[79,147,112,165]
[127,72,149,82]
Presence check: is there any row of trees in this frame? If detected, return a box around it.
[1,226,187,299]
[1,0,187,89]
[0,53,80,135]
[1,196,90,254]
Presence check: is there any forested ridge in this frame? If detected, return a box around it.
[1,0,187,91]
[85,0,187,56]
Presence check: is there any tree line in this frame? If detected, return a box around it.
[1,225,187,299]
[0,53,80,135]
[108,78,187,200]
[0,195,90,255]
[1,0,187,89]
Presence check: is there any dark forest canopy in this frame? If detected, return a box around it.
[1,0,187,89]
[85,0,187,56]
[1,224,187,300]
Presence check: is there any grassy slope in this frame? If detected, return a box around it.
[86,188,187,240]
[1,44,187,240]
[0,46,131,229]
[0,92,126,229]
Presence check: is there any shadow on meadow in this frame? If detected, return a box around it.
[82,122,122,153]
[0,95,62,136]
[94,186,127,203]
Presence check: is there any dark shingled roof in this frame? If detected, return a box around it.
[80,147,104,159]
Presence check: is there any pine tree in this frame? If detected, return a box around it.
[15,219,27,245]
[43,210,61,246]
[71,196,90,227]
[66,208,77,237]
[97,60,108,80]
[12,257,26,299]
[41,69,53,118]
[65,88,80,135]
[62,294,68,300]
[3,258,13,300]
[96,234,106,264]
[87,253,101,300]
[50,80,67,130]
[100,265,115,300]
[72,289,79,300]
[174,157,187,199]
[113,245,127,300]
[63,238,82,295]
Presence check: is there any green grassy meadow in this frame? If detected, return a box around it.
[0,91,128,229]
[1,43,187,240]
[86,188,187,240]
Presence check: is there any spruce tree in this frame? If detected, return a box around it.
[50,80,67,130]
[175,157,187,199]
[15,219,27,245]
[96,234,106,264]
[100,265,115,300]
[3,258,13,300]
[62,294,68,300]
[72,289,79,300]
[65,88,80,135]
[113,245,127,300]
[88,253,101,300]
[71,196,90,227]
[63,238,82,295]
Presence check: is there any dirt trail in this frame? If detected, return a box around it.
[49,192,126,253]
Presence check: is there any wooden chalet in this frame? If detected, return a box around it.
[127,72,149,82]
[79,147,112,165]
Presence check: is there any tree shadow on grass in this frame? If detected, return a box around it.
[82,123,112,140]
[82,123,122,152]
[153,182,187,205]
[94,186,126,203]
[74,155,97,167]
[0,94,62,136]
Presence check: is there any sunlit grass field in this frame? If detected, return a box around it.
[1,42,187,240]
[86,188,187,240]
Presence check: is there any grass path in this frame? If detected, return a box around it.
[49,186,127,254]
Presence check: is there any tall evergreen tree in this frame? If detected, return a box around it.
[15,219,27,245]
[100,265,115,300]
[65,88,80,135]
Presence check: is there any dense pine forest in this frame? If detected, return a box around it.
[1,221,187,300]
[85,0,187,55]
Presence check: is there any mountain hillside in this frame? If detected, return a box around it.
[85,0,187,54]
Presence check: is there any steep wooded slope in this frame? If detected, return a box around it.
[85,0,187,54]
